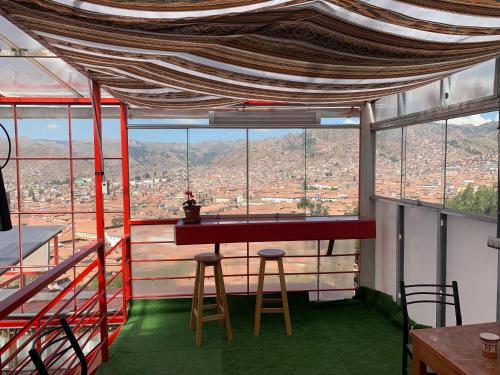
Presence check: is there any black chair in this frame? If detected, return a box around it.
[29,318,87,375]
[400,281,462,375]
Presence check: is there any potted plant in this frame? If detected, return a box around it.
[182,190,201,223]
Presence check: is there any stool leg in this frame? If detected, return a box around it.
[196,263,205,347]
[254,257,266,336]
[216,262,233,342]
[214,264,225,328]
[190,262,200,332]
[277,257,292,336]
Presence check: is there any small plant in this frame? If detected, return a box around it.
[183,190,198,207]
[182,190,201,223]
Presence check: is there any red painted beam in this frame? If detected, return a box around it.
[91,80,109,362]
[175,215,376,245]
[0,97,119,104]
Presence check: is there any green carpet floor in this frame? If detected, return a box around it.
[98,294,403,375]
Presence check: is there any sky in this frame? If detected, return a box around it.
[0,112,497,146]
[0,116,360,144]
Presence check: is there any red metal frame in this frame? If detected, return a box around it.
[0,96,130,372]
[91,80,109,362]
[120,102,132,306]
[0,97,120,104]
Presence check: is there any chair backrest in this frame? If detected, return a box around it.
[399,281,462,346]
[29,317,87,375]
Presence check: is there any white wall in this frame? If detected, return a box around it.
[404,205,439,327]
[375,200,397,299]
[375,199,499,327]
[446,216,498,324]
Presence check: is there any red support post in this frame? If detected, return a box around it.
[91,80,109,362]
[119,102,131,314]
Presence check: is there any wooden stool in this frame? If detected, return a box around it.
[189,252,232,347]
[254,248,292,336]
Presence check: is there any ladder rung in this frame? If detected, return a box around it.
[261,308,284,314]
[203,304,219,310]
[202,314,225,322]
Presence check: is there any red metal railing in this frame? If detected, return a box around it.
[128,218,359,300]
[0,235,131,374]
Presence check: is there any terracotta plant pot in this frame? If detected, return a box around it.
[183,205,201,224]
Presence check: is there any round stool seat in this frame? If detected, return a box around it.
[194,252,223,263]
[257,248,286,258]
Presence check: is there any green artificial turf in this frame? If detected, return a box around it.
[98,294,403,375]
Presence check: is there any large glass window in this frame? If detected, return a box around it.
[403,121,445,204]
[128,129,187,219]
[375,94,398,122]
[1,105,124,294]
[445,111,498,215]
[375,109,498,217]
[306,128,359,215]
[128,126,359,217]
[248,129,305,214]
[189,129,247,215]
[375,128,402,199]
[447,59,496,105]
[400,80,441,115]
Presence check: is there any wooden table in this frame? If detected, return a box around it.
[175,215,376,254]
[411,322,500,375]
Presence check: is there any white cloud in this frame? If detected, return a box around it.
[253,129,272,133]
[447,114,490,127]
[343,118,356,125]
[495,113,499,122]
[47,123,59,130]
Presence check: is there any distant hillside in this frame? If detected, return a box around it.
[0,121,497,185]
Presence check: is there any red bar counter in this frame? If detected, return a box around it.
[175,215,375,251]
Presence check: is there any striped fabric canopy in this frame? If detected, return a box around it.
[1,0,499,108]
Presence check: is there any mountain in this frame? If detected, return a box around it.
[0,121,497,187]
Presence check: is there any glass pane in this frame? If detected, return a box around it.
[188,129,246,215]
[0,59,73,96]
[2,161,18,211]
[376,128,402,198]
[320,116,360,125]
[105,213,124,245]
[305,129,359,215]
[19,160,71,212]
[401,80,441,115]
[35,58,89,96]
[71,114,94,158]
[74,213,97,253]
[448,59,496,105]
[375,94,398,122]
[403,121,445,204]
[128,117,209,125]
[102,107,121,158]
[0,16,43,48]
[0,106,16,156]
[103,160,123,212]
[128,129,188,218]
[445,111,498,215]
[18,109,69,157]
[20,214,72,261]
[73,160,95,211]
[249,129,305,214]
[0,109,17,209]
[131,224,175,242]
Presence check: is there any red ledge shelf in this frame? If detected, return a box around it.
[175,215,376,245]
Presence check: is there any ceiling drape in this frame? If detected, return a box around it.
[1,0,499,108]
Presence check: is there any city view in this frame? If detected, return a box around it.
[0,111,497,295]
